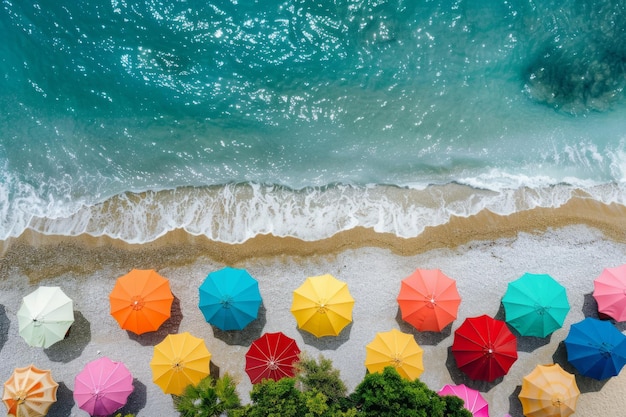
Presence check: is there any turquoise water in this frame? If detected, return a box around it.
[2,0,626,243]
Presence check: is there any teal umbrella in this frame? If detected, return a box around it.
[198,267,262,331]
[501,273,570,338]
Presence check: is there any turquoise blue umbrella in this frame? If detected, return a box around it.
[199,267,262,331]
[564,317,626,380]
[501,273,570,338]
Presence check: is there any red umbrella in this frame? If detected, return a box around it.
[397,269,461,332]
[451,314,518,382]
[245,332,301,384]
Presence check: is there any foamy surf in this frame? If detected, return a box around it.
[3,181,624,245]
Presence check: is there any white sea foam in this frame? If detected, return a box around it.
[3,179,626,244]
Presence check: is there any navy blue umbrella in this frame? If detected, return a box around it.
[199,267,262,331]
[564,317,626,380]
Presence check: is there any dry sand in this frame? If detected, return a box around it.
[2,200,626,416]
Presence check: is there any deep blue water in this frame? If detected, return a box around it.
[2,0,626,243]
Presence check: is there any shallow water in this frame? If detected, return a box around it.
[2,0,626,243]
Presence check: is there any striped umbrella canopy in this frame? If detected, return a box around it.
[3,365,58,417]
[519,364,579,417]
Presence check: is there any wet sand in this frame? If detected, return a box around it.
[2,199,626,416]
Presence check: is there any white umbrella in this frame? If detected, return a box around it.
[17,286,74,348]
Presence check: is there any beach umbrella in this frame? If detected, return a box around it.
[593,264,626,321]
[3,365,58,417]
[365,328,424,380]
[198,267,262,331]
[290,274,355,337]
[397,268,461,332]
[245,332,301,384]
[109,269,174,335]
[74,357,134,416]
[17,286,74,348]
[519,364,579,417]
[150,332,211,395]
[438,384,489,417]
[564,317,626,380]
[452,314,518,382]
[501,273,570,338]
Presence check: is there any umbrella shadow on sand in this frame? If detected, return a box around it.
[444,346,504,392]
[45,311,90,363]
[508,385,523,417]
[493,303,551,352]
[581,292,626,331]
[211,304,267,347]
[115,379,147,416]
[47,381,74,417]
[551,341,610,393]
[297,322,353,351]
[0,305,9,353]
[394,308,452,346]
[128,296,183,346]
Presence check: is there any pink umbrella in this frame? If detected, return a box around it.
[74,357,134,417]
[438,384,489,417]
[593,264,626,321]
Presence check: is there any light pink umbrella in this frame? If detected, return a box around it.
[438,384,489,417]
[593,264,626,321]
[74,357,134,417]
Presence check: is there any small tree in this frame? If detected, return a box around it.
[294,353,348,404]
[348,367,472,417]
[175,374,241,417]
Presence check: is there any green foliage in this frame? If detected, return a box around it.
[348,367,472,417]
[113,414,134,417]
[229,377,357,417]
[175,373,241,417]
[295,353,348,404]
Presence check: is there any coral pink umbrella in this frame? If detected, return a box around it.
[593,264,626,321]
[438,384,489,417]
[73,357,134,417]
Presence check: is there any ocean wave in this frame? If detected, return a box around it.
[3,181,626,244]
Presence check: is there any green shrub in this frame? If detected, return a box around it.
[175,374,241,417]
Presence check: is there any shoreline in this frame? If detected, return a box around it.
[2,198,626,416]
[3,196,626,283]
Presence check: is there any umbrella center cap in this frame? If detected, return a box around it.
[131,296,145,310]
[317,303,328,314]
[534,304,549,315]
[425,295,436,309]
[221,297,233,308]
[268,359,279,370]
[173,359,184,371]
[391,355,403,367]
[552,395,563,407]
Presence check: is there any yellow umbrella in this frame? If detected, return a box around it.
[519,364,580,417]
[290,274,355,337]
[150,332,211,395]
[3,365,58,417]
[365,328,424,380]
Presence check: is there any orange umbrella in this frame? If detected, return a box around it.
[519,364,580,417]
[397,269,461,332]
[109,269,174,335]
[3,365,58,417]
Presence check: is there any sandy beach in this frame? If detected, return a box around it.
[2,200,626,417]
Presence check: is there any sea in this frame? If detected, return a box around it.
[2,0,626,245]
